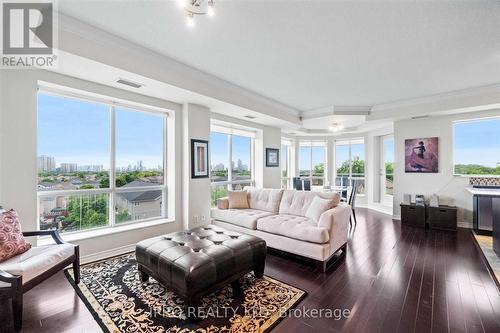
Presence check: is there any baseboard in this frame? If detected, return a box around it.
[458,220,473,229]
[80,243,136,264]
[359,203,394,217]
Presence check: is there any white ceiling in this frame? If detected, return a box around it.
[58,0,500,113]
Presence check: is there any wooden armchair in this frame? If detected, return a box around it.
[0,230,80,331]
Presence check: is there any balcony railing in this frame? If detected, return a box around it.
[335,174,365,195]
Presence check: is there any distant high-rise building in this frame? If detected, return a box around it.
[136,160,144,171]
[37,155,56,172]
[212,163,225,171]
[60,163,78,173]
[77,165,104,172]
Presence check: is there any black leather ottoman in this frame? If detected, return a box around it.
[135,225,266,310]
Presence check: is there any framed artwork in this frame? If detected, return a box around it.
[191,139,209,178]
[405,137,439,173]
[266,148,279,167]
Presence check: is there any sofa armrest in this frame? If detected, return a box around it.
[318,203,351,253]
[23,230,65,244]
[217,197,229,210]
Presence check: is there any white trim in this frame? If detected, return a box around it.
[37,218,175,246]
[38,84,172,116]
[211,124,257,138]
[372,82,500,112]
[80,244,136,265]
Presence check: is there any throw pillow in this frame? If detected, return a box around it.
[0,209,32,263]
[228,190,249,209]
[305,196,334,222]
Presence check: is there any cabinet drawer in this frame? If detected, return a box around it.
[400,204,426,228]
[429,207,457,231]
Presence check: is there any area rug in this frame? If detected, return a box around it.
[65,253,306,333]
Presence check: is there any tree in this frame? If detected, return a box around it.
[100,177,109,188]
[313,163,324,176]
[64,194,108,231]
[116,209,130,223]
[336,157,365,175]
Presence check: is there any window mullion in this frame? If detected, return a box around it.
[227,134,232,191]
[162,116,168,218]
[109,106,116,227]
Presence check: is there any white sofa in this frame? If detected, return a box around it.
[211,187,351,272]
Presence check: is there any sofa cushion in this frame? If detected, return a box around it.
[279,190,340,217]
[245,187,284,213]
[0,209,31,262]
[256,214,330,244]
[228,191,249,209]
[305,196,335,222]
[211,208,275,230]
[0,243,75,287]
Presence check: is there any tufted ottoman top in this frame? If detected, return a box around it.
[135,225,266,296]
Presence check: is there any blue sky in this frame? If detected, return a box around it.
[38,93,164,170]
[454,119,500,167]
[210,132,250,168]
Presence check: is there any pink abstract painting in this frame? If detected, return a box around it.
[405,137,439,173]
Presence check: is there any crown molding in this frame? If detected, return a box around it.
[371,82,500,112]
[300,105,372,119]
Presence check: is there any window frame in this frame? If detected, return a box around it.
[209,128,255,206]
[36,89,170,234]
[298,141,327,188]
[281,140,293,189]
[334,138,366,195]
[452,117,500,177]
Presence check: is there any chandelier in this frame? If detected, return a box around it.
[176,0,215,27]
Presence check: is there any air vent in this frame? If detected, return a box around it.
[244,115,256,119]
[116,78,143,89]
[411,115,430,120]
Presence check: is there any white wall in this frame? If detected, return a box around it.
[182,103,211,229]
[393,109,500,225]
[0,69,184,258]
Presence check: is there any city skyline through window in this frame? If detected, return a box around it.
[37,92,168,233]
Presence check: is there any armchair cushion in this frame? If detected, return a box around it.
[0,209,31,263]
[0,243,76,287]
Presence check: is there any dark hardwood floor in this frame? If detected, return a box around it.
[1,208,499,332]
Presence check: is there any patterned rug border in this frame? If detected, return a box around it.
[64,253,307,333]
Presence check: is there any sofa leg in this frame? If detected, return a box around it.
[315,260,328,273]
[73,246,80,284]
[139,267,149,282]
[317,243,348,273]
[12,294,22,332]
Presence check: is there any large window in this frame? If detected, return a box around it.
[335,138,365,194]
[210,127,254,206]
[299,141,326,189]
[453,118,500,176]
[37,91,168,233]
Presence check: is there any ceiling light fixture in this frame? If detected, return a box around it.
[178,0,215,27]
[328,122,344,132]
